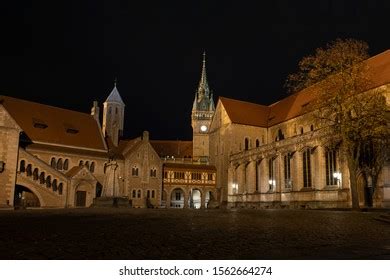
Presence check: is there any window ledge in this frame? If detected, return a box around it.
[299,187,315,192]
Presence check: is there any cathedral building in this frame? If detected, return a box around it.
[0,50,389,209]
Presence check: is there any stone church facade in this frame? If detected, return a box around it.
[0,50,389,209]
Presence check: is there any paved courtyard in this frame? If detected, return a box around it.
[0,208,389,259]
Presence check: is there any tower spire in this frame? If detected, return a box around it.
[198,51,209,99]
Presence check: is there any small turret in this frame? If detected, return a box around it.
[102,80,125,146]
[91,101,100,122]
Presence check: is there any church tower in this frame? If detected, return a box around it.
[191,52,215,163]
[102,81,125,146]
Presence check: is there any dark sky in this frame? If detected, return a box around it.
[1,0,390,140]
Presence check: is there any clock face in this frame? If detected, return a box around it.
[200,125,208,132]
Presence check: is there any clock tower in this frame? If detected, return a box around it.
[191,52,215,163]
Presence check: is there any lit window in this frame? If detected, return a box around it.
[325,149,337,185]
[284,153,292,188]
[303,148,312,188]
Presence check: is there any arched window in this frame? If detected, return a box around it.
[256,139,260,148]
[244,138,249,150]
[310,124,314,131]
[33,168,39,180]
[90,162,95,173]
[151,190,155,198]
[132,190,136,198]
[58,183,63,195]
[39,172,45,184]
[46,176,51,188]
[132,166,139,176]
[325,149,337,186]
[147,190,151,198]
[52,179,58,192]
[51,158,56,168]
[57,158,63,170]
[26,164,32,176]
[19,160,26,172]
[63,159,69,170]
[137,189,141,198]
[303,148,312,188]
[85,161,90,169]
[79,160,84,166]
[300,127,304,134]
[277,129,285,141]
[150,168,157,177]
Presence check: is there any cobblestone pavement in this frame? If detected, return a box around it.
[0,208,389,259]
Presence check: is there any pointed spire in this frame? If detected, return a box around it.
[197,51,210,99]
[105,79,125,105]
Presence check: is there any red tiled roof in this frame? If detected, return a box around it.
[0,95,107,151]
[150,140,193,158]
[219,97,270,127]
[219,49,390,128]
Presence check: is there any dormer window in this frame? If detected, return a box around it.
[64,123,79,134]
[33,118,48,129]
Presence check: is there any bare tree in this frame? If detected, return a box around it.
[286,39,389,209]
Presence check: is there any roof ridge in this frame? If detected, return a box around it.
[0,95,94,118]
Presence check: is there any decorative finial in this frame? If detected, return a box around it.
[114,77,118,87]
[203,51,206,63]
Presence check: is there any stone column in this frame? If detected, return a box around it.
[183,190,189,209]
[293,151,303,191]
[166,188,171,208]
[200,190,206,209]
[237,163,245,194]
[246,161,256,193]
[315,146,326,189]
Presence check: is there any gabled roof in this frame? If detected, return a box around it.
[0,95,107,151]
[219,97,270,127]
[150,140,193,158]
[218,49,390,128]
[105,86,125,105]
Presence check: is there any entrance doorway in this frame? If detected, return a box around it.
[188,189,201,209]
[170,188,184,208]
[75,191,87,207]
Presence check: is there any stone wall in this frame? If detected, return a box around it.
[0,106,21,207]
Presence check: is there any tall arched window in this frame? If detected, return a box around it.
[79,160,84,166]
[26,164,32,176]
[33,168,39,180]
[51,158,56,168]
[39,172,45,184]
[58,183,63,195]
[303,148,312,188]
[137,189,141,198]
[151,190,155,198]
[52,179,58,192]
[244,138,249,150]
[325,149,337,185]
[256,139,260,148]
[63,159,69,170]
[57,158,63,170]
[132,190,136,198]
[85,161,90,169]
[90,162,95,173]
[46,176,51,188]
[19,160,26,172]
[132,166,139,176]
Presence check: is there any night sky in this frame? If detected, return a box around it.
[1,0,390,140]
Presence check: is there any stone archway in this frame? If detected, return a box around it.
[14,184,41,208]
[188,189,202,209]
[170,188,185,208]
